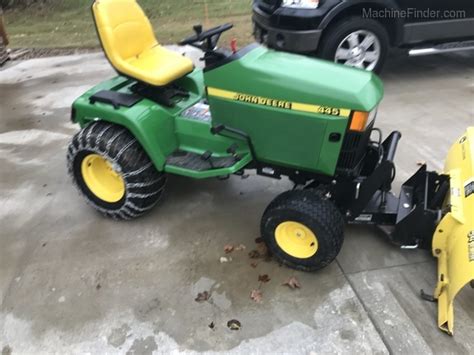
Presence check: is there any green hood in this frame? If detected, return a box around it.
[205,45,383,112]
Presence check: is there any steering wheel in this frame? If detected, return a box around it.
[179,23,233,51]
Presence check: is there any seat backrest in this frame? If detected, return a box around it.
[92,0,157,64]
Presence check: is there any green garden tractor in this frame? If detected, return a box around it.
[68,0,473,335]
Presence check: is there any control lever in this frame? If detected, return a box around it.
[194,25,205,61]
[201,150,212,161]
[201,150,215,169]
[211,124,226,135]
[227,143,241,162]
[193,24,203,36]
[226,143,239,155]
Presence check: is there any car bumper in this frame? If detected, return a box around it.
[252,7,322,53]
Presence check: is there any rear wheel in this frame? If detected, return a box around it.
[67,121,166,220]
[261,190,344,271]
[318,17,389,73]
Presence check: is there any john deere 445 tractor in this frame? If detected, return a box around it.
[68,0,473,334]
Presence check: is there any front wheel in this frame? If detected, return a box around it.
[318,17,389,73]
[67,121,166,220]
[261,190,345,272]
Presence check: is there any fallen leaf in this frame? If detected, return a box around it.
[258,274,271,283]
[250,261,258,268]
[224,244,234,254]
[195,291,210,302]
[235,244,246,251]
[227,319,241,330]
[283,276,301,289]
[256,242,268,257]
[208,321,215,330]
[250,289,263,303]
[248,250,260,259]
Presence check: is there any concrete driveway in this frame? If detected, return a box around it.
[0,48,473,354]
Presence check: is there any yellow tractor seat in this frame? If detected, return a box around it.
[92,0,194,87]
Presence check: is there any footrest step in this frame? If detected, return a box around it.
[166,151,236,171]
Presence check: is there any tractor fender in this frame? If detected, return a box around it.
[73,96,178,172]
[432,127,474,335]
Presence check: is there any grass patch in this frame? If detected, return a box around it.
[4,0,253,49]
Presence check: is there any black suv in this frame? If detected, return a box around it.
[253,0,474,72]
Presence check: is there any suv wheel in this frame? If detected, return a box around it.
[318,17,389,73]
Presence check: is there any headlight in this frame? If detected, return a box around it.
[349,108,377,132]
[281,0,320,9]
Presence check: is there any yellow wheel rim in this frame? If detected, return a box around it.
[81,154,125,203]
[275,221,318,259]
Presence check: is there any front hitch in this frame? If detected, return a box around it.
[343,127,474,335]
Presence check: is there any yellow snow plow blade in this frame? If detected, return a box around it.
[432,127,474,335]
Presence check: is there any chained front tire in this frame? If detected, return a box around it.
[261,190,344,272]
[67,121,166,220]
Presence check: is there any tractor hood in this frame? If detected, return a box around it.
[204,45,384,113]
[204,45,384,176]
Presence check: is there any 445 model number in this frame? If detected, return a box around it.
[318,106,341,116]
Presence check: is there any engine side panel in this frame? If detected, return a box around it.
[205,46,383,175]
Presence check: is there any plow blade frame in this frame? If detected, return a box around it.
[389,165,449,249]
[432,127,474,335]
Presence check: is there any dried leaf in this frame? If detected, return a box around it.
[256,242,268,257]
[264,254,273,262]
[258,274,271,283]
[235,244,246,251]
[227,319,241,330]
[208,321,215,330]
[283,276,301,289]
[250,289,263,303]
[248,250,260,259]
[224,244,234,254]
[250,261,258,268]
[195,291,210,302]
